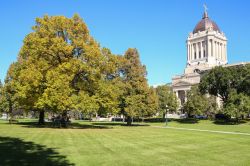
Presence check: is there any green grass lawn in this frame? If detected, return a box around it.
[149,118,250,134]
[0,119,250,166]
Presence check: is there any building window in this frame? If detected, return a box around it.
[194,52,197,59]
[203,50,206,57]
[199,51,201,58]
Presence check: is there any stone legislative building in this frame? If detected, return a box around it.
[171,7,249,107]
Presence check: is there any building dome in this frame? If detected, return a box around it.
[193,11,220,33]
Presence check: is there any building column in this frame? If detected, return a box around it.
[221,43,224,62]
[216,42,219,60]
[222,43,224,61]
[225,44,227,62]
[209,39,212,57]
[219,42,220,60]
[191,43,194,60]
[190,44,193,61]
[207,39,211,58]
[213,41,216,58]
[215,42,217,60]
[196,43,198,59]
[193,43,195,60]
[201,42,204,58]
[222,43,226,61]
[218,43,221,60]
[199,42,201,59]
[220,43,222,60]
[189,44,190,61]
[184,90,187,102]
[218,43,220,60]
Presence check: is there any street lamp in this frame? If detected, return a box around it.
[165,105,169,126]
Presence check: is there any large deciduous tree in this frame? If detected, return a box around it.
[5,14,155,125]
[199,64,250,121]
[11,14,120,124]
[199,64,250,103]
[199,66,233,103]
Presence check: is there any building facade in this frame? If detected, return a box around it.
[172,9,227,106]
[172,8,249,108]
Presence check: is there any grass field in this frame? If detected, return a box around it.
[0,119,250,166]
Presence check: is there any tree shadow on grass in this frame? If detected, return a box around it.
[13,121,112,129]
[174,118,199,124]
[0,136,74,166]
[92,122,150,127]
[213,120,248,125]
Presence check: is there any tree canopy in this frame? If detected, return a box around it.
[199,64,250,122]
[155,85,178,117]
[119,48,157,125]
[184,86,217,118]
[2,14,157,125]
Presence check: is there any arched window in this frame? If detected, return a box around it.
[194,69,201,73]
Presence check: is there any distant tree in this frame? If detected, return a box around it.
[120,48,155,125]
[145,87,159,118]
[223,90,250,123]
[184,86,217,118]
[156,85,178,118]
[0,80,4,113]
[233,64,250,96]
[199,64,250,120]
[199,64,250,103]
[0,63,20,118]
[199,66,234,103]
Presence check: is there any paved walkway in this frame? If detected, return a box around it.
[152,126,250,136]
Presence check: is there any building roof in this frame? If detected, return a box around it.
[193,11,220,33]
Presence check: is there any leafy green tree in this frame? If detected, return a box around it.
[0,63,20,119]
[145,87,159,118]
[12,14,116,124]
[232,64,250,96]
[199,66,234,103]
[199,64,250,120]
[224,90,250,123]
[156,85,178,118]
[120,48,155,125]
[184,86,217,117]
[199,64,250,103]
[0,80,4,113]
[71,91,99,120]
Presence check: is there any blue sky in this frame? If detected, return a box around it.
[0,0,250,86]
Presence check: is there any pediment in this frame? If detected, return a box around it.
[172,81,192,87]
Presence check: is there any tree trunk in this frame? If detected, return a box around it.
[127,116,132,126]
[162,112,165,122]
[8,100,13,119]
[38,110,45,125]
